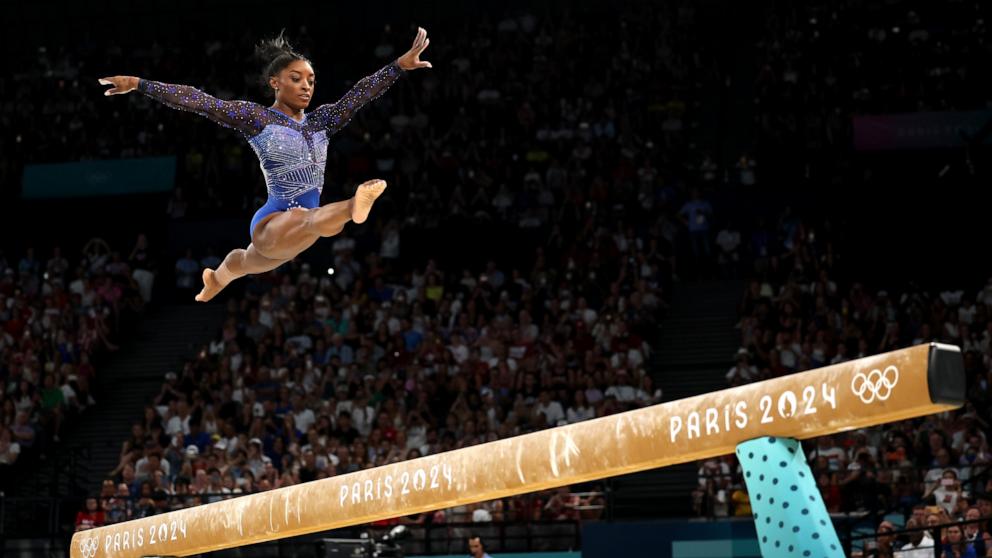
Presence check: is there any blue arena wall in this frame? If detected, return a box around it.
[582,519,761,558]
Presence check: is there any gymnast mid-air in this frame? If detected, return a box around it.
[100,28,432,301]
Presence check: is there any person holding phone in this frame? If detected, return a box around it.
[933,470,964,515]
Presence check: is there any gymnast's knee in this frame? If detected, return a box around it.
[247,244,278,262]
[303,213,344,238]
[319,224,345,238]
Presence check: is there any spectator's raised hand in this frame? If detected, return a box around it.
[397,27,432,70]
[117,451,134,467]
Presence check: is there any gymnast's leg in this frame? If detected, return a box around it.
[305,179,388,237]
[195,244,287,302]
[195,179,387,301]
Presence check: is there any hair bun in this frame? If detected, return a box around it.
[254,30,309,96]
[254,30,298,63]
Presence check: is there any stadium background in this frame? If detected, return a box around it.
[1,0,990,556]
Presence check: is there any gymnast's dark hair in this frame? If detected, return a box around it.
[255,30,310,95]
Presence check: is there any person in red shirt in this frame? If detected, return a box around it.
[817,472,842,513]
[74,497,105,531]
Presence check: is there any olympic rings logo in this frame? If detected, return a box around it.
[851,365,899,404]
[78,537,100,558]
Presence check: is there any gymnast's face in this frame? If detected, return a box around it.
[270,59,315,111]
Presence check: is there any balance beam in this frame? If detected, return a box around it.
[70,342,963,558]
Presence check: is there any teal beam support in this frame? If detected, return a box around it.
[738,437,843,557]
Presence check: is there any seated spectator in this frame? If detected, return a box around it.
[876,520,897,558]
[725,350,758,385]
[808,435,847,471]
[104,483,134,524]
[604,371,637,403]
[962,507,988,556]
[535,391,565,426]
[898,518,935,558]
[133,481,157,519]
[565,390,595,424]
[941,523,978,558]
[634,374,662,405]
[74,497,105,531]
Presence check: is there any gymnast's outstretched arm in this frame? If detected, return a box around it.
[310,62,405,134]
[312,26,433,134]
[99,75,265,136]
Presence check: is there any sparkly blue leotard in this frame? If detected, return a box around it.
[137,61,405,238]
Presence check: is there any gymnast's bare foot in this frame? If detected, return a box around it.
[195,268,225,302]
[352,179,387,224]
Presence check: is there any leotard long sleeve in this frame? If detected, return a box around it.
[137,61,405,236]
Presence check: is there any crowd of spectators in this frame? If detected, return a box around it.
[0,235,153,494]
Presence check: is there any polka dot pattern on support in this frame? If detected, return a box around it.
[737,436,843,558]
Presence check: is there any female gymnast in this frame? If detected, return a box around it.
[99,28,432,302]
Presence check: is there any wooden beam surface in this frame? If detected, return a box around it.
[69,343,962,558]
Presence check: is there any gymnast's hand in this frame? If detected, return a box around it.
[98,76,139,96]
[397,27,432,71]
